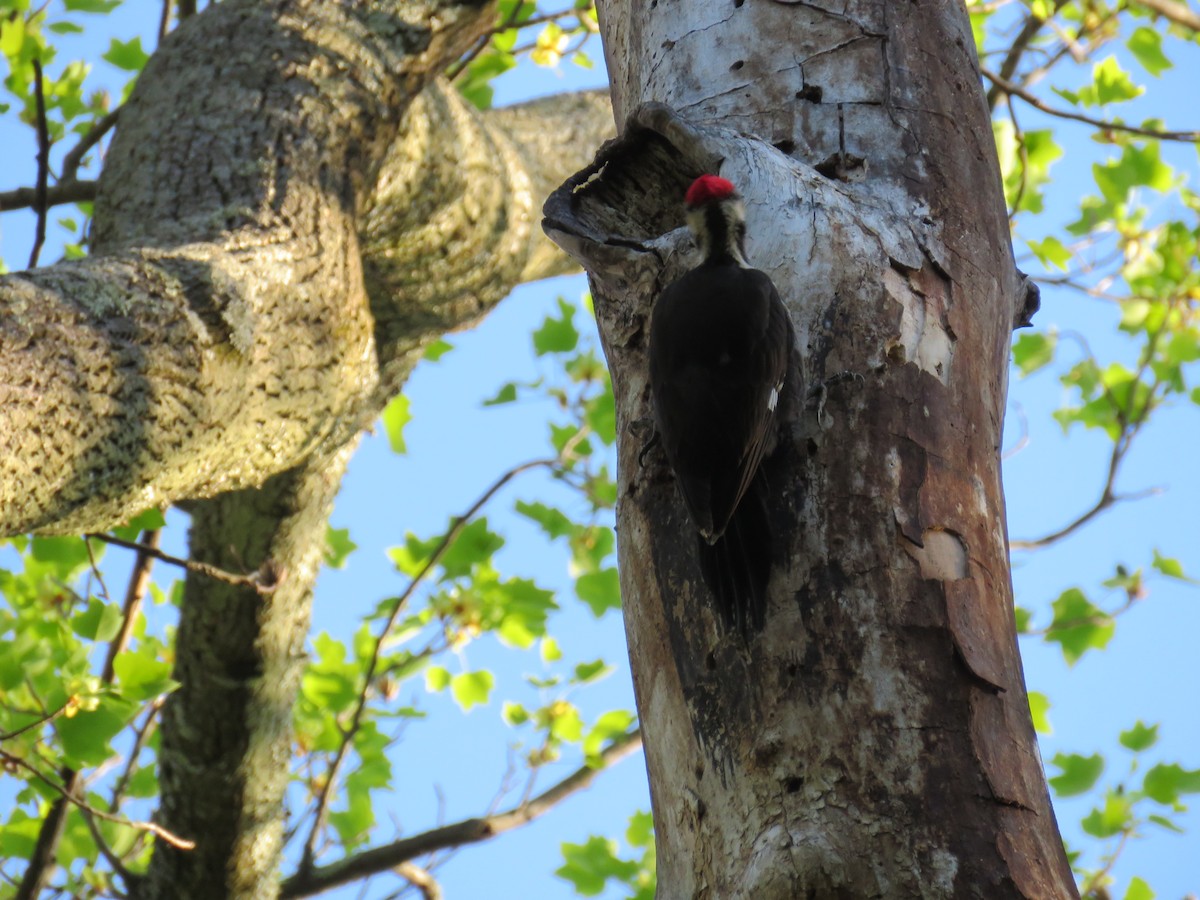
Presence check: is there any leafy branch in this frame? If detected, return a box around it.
[281,728,642,899]
[984,68,1200,143]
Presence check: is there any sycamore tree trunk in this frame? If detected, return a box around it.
[545,1,1076,897]
[0,2,613,897]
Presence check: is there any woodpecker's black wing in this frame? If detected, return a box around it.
[649,263,792,541]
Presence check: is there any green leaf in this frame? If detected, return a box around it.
[1142,763,1200,804]
[515,500,575,540]
[56,701,130,766]
[1151,549,1194,582]
[48,22,85,34]
[547,700,584,743]
[328,784,373,848]
[64,0,122,11]
[1093,143,1174,203]
[573,659,611,684]
[556,837,640,896]
[1119,721,1159,753]
[1078,56,1143,107]
[1012,331,1057,376]
[483,382,518,406]
[541,636,563,663]
[440,518,504,578]
[1147,813,1184,833]
[576,568,620,616]
[112,648,176,702]
[381,394,411,454]
[1049,753,1104,797]
[111,507,167,541]
[1028,691,1051,735]
[323,527,357,569]
[102,36,148,72]
[450,670,494,710]
[1081,791,1133,838]
[31,535,91,577]
[503,701,529,726]
[70,598,123,642]
[533,297,580,355]
[1127,27,1171,77]
[422,338,453,362]
[425,665,450,692]
[584,389,616,444]
[1044,588,1115,664]
[1026,236,1072,272]
[583,709,636,762]
[626,810,654,848]
[1013,605,1033,633]
[1123,876,1156,900]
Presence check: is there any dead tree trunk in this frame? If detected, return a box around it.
[544,1,1076,896]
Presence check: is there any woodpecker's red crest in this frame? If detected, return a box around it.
[684,174,738,207]
[647,176,795,633]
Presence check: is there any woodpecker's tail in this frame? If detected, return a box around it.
[696,480,771,635]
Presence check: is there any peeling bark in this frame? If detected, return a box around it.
[545,0,1076,896]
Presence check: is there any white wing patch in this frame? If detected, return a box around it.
[767,386,779,412]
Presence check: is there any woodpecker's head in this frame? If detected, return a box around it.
[683,175,748,267]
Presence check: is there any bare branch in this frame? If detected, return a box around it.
[985,0,1068,110]
[85,531,282,594]
[1135,0,1200,31]
[0,749,195,850]
[28,59,50,270]
[394,862,443,900]
[0,179,98,213]
[280,729,643,899]
[101,528,161,683]
[0,701,71,742]
[983,68,1200,142]
[61,109,121,183]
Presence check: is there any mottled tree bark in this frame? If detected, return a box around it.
[1,1,615,897]
[545,0,1074,896]
[0,6,611,537]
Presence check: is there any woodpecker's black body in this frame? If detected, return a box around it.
[649,176,794,633]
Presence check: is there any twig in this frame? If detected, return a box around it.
[983,68,1200,142]
[0,749,195,850]
[0,701,71,742]
[28,58,50,269]
[0,180,98,213]
[297,456,560,875]
[393,863,443,900]
[14,770,79,900]
[1135,0,1200,31]
[158,0,172,40]
[101,529,161,683]
[61,108,121,183]
[985,0,1068,110]
[1005,92,1028,221]
[85,531,282,594]
[109,698,165,814]
[77,803,136,885]
[445,2,525,81]
[280,729,642,899]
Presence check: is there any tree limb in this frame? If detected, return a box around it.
[280,729,643,899]
[983,68,1200,141]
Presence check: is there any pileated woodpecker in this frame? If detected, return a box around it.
[648,175,794,633]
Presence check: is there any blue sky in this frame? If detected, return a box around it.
[1,3,1198,898]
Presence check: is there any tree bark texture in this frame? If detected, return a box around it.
[0,1,616,897]
[545,1,1075,897]
[0,0,612,537]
